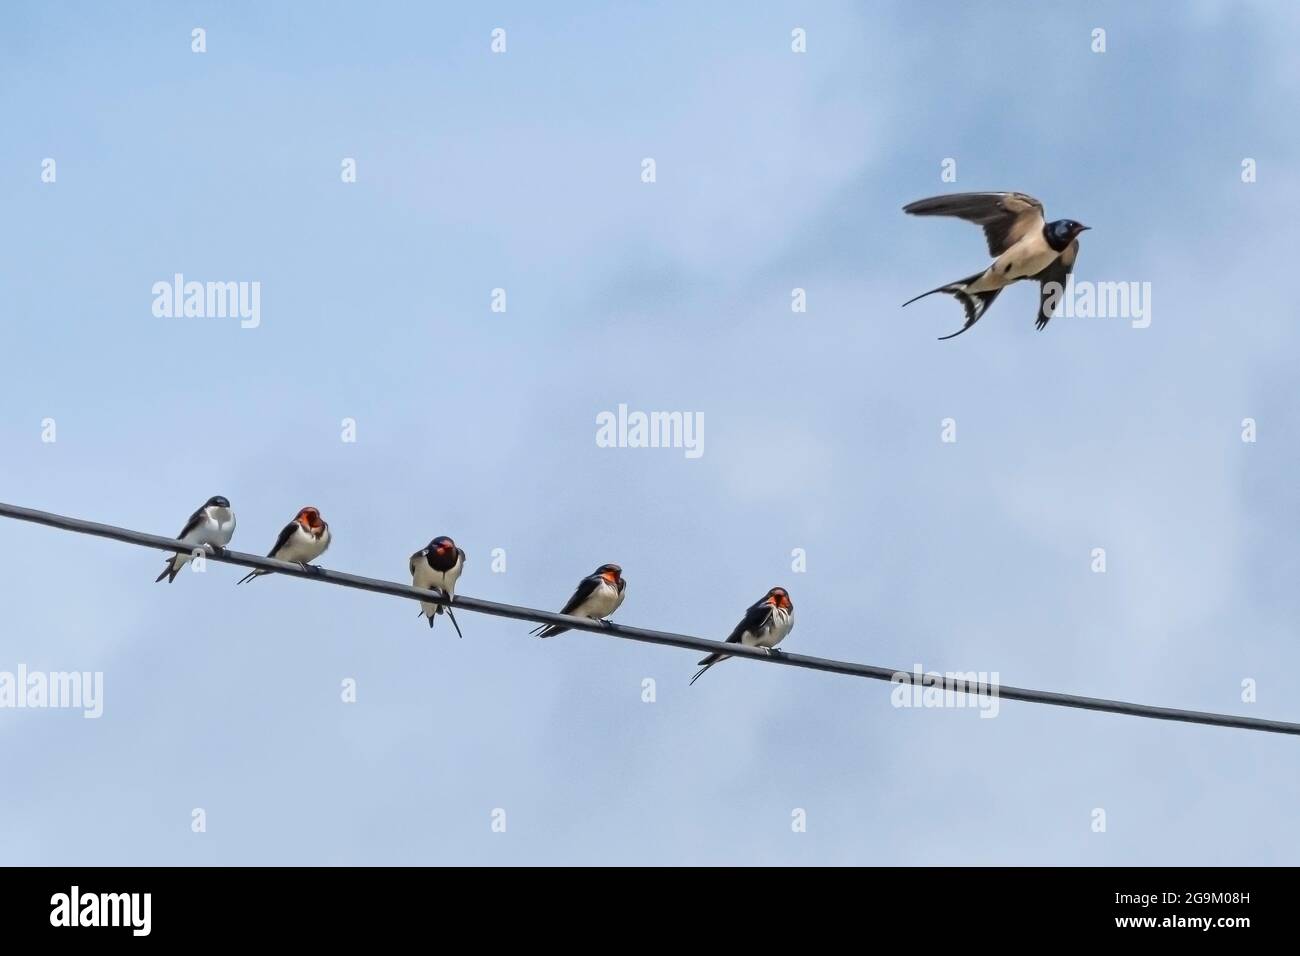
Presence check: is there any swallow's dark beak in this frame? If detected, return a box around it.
[1078,225,1091,232]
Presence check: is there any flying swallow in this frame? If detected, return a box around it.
[530,563,626,638]
[410,536,466,638]
[690,587,795,685]
[236,507,331,584]
[154,496,236,583]
[902,192,1088,339]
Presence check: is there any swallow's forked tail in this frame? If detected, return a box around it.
[422,595,465,639]
[155,553,184,584]
[902,272,1002,340]
[689,652,727,686]
[530,621,567,638]
[235,568,265,585]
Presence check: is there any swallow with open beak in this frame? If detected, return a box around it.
[902,192,1088,338]
[410,536,466,638]
[154,495,236,583]
[530,563,626,638]
[690,587,795,685]
[236,507,331,584]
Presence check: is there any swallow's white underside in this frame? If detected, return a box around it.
[743,606,794,650]
[968,231,1059,293]
[275,524,330,564]
[573,579,625,620]
[168,506,236,573]
[413,552,464,619]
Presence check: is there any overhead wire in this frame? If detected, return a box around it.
[2,500,1297,736]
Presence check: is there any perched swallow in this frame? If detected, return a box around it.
[902,192,1088,339]
[410,536,466,638]
[530,563,626,638]
[690,587,795,685]
[236,507,331,584]
[154,496,236,583]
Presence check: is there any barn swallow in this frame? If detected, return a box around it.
[154,495,236,583]
[530,563,626,638]
[902,192,1088,339]
[690,587,795,685]
[236,507,331,584]
[410,536,466,638]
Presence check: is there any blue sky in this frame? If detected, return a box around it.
[2,1,1298,864]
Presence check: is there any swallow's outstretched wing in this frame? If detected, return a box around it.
[1032,239,1080,330]
[903,192,1046,257]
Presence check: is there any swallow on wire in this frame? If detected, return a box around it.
[236,507,331,584]
[690,587,795,685]
[154,496,236,583]
[901,192,1088,339]
[530,564,626,638]
[410,536,466,638]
